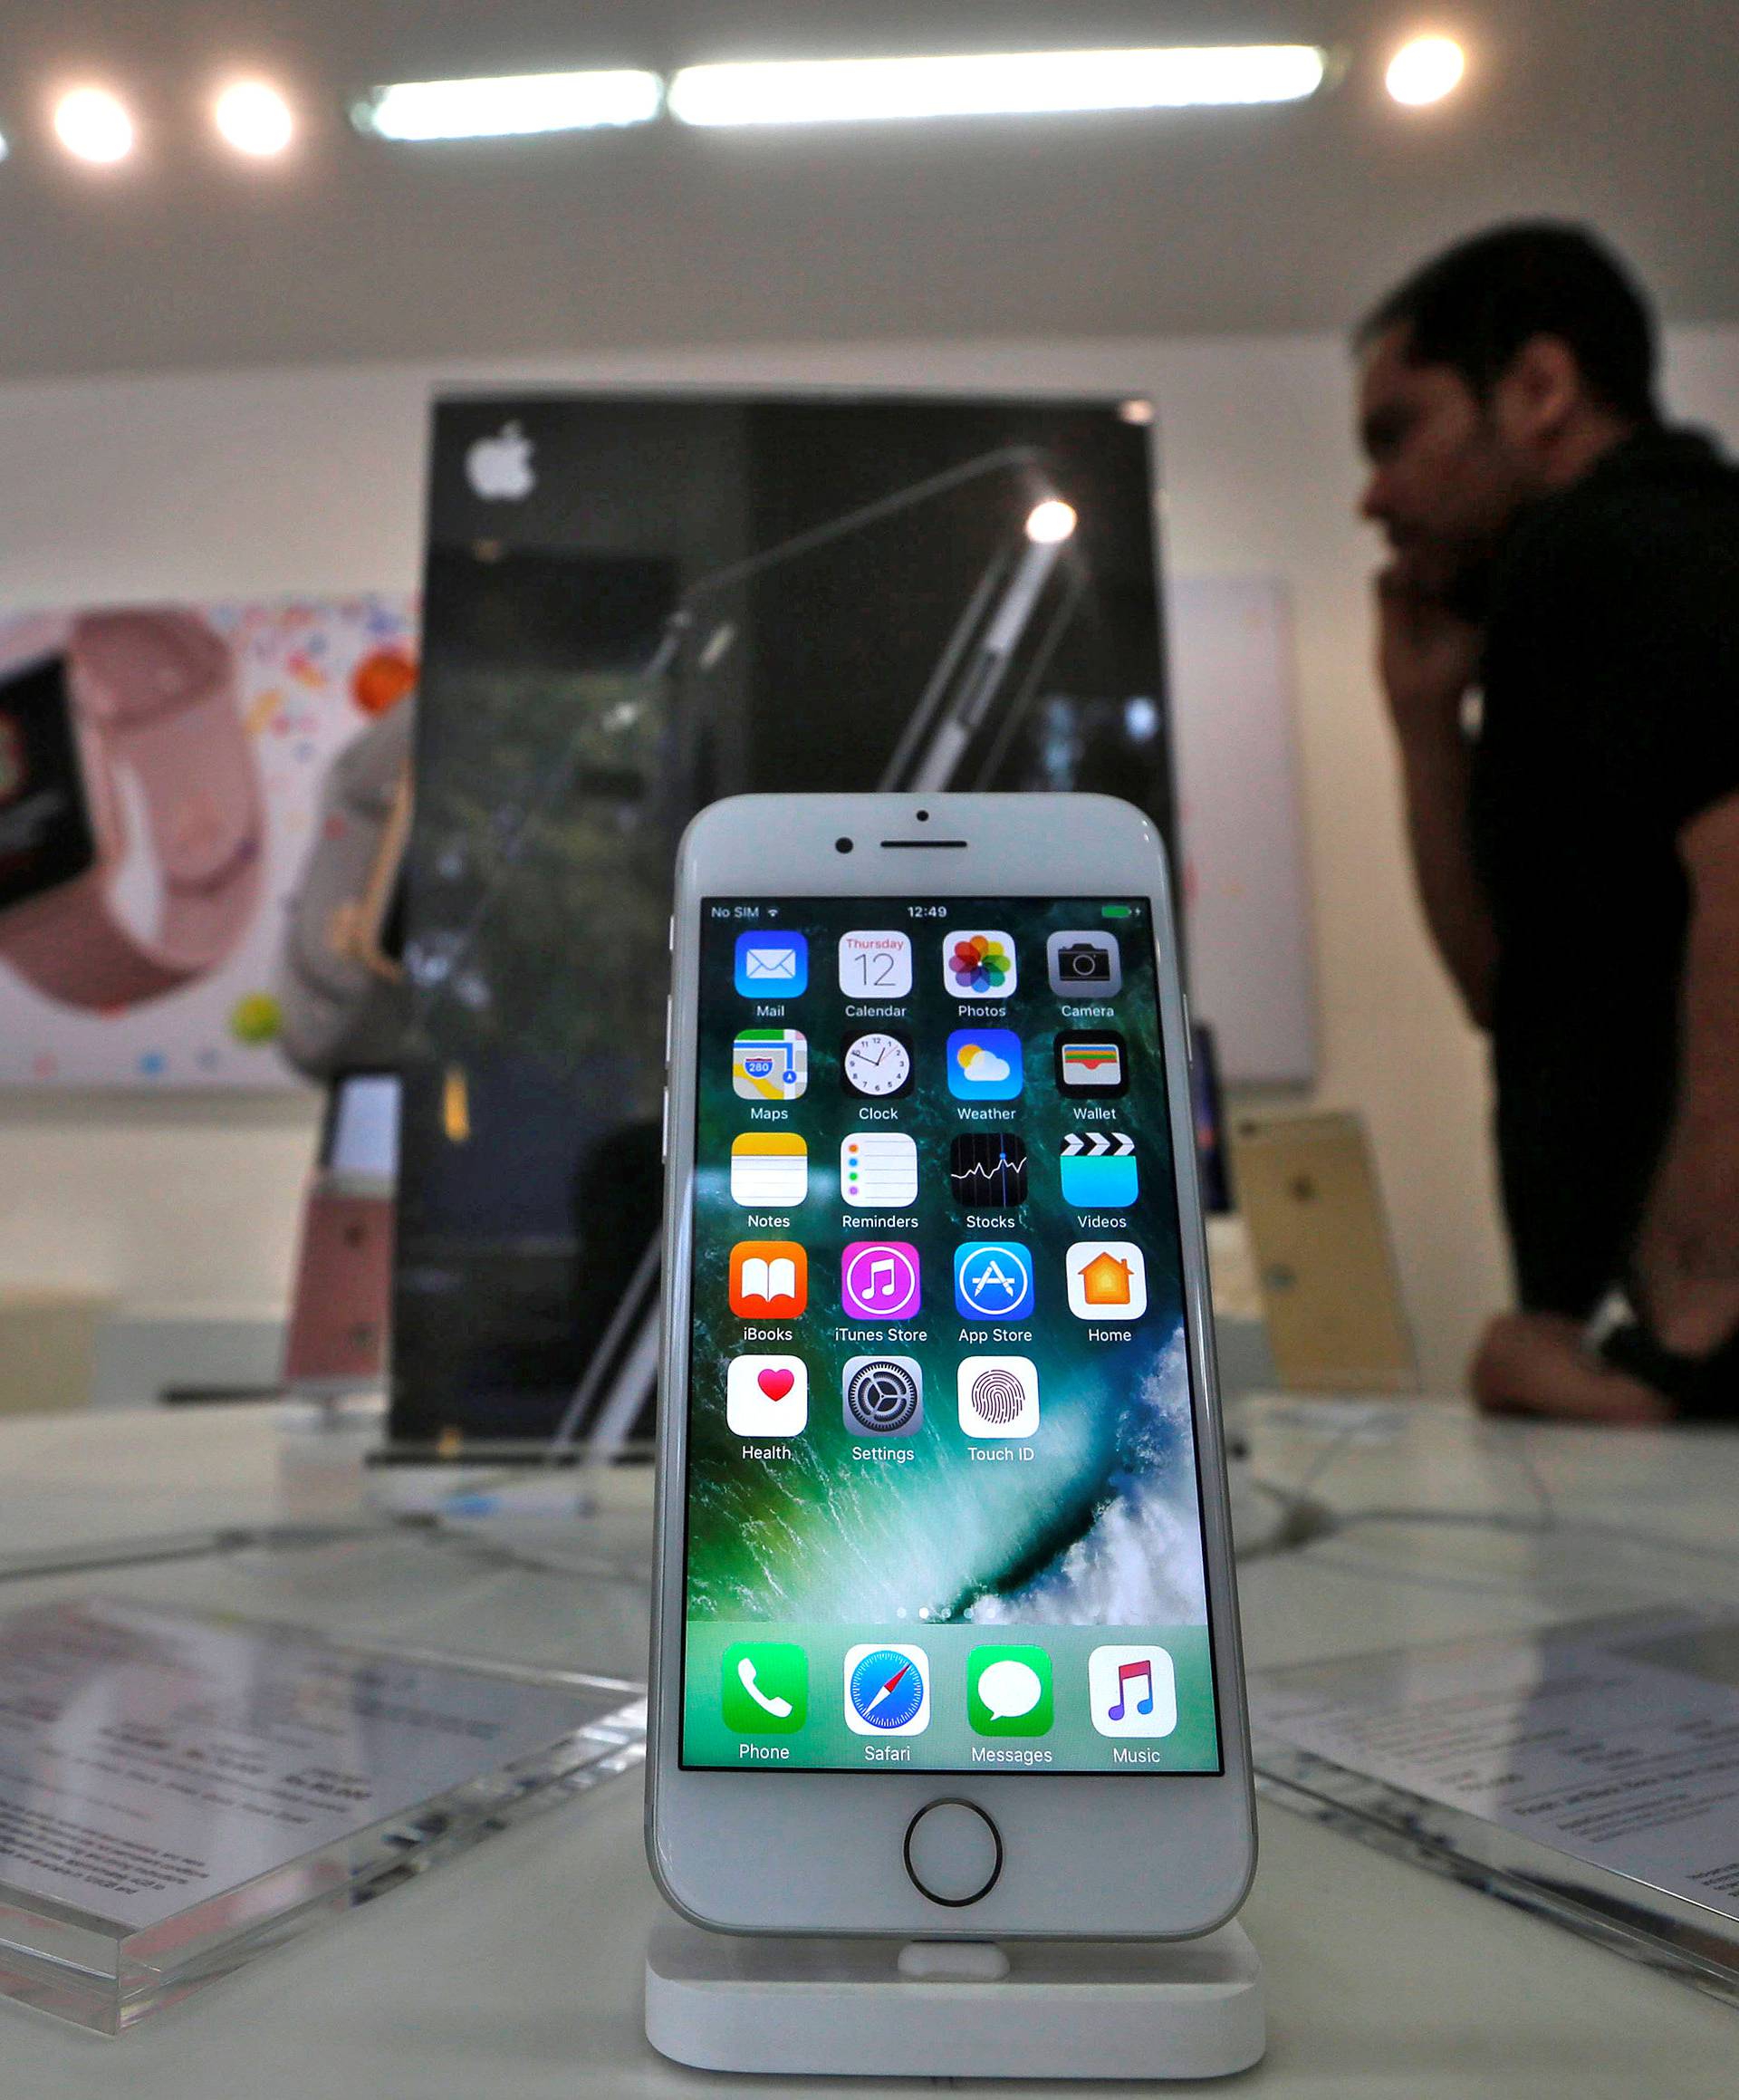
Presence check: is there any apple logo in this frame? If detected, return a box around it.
[465,420,535,502]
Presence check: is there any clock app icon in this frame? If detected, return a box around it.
[841,1027,914,1100]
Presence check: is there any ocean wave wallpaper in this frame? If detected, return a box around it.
[679,894,1222,1776]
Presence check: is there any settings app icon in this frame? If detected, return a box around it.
[841,1355,924,1437]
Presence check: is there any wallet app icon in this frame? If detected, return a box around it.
[735,931,808,997]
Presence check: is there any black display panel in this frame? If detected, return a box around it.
[0,656,98,912]
[393,394,1175,1449]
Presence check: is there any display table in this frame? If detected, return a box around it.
[1,1394,1735,2095]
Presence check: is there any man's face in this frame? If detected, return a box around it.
[1357,324,1539,602]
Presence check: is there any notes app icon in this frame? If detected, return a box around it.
[731,1133,808,1208]
[1088,1646,1177,1739]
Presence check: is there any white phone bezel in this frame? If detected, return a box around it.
[646,793,1254,1939]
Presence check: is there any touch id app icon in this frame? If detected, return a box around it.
[956,1355,1040,1439]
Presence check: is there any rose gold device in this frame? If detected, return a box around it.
[0,610,264,1009]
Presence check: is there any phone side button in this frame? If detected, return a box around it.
[660,1087,668,1163]
[902,1799,1003,1908]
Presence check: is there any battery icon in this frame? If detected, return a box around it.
[1101,904,1133,919]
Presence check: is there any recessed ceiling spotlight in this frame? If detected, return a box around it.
[1118,399,1156,426]
[1385,35,1466,107]
[667,46,1328,128]
[215,80,295,158]
[53,85,136,165]
[1024,499,1079,545]
[355,69,662,142]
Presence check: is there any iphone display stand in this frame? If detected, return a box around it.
[645,1914,1264,2080]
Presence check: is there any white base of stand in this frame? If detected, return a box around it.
[645,1915,1264,2080]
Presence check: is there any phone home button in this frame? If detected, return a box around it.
[903,1800,1003,1908]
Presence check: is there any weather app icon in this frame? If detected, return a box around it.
[947,1028,1023,1101]
[954,1241,1035,1323]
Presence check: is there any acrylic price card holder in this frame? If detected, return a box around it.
[0,1594,646,2032]
[1250,1607,1739,2008]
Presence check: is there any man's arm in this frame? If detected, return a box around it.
[1375,569,1499,1028]
[1632,787,1739,1356]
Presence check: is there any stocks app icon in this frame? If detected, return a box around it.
[949,1132,1027,1209]
[841,1355,923,1436]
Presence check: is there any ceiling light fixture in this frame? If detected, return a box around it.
[1024,499,1079,545]
[53,85,136,165]
[355,69,662,142]
[1385,35,1466,106]
[215,80,295,158]
[667,45,1327,127]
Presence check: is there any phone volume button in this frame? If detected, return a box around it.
[660,1087,669,1163]
[664,997,672,1064]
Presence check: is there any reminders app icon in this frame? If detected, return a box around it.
[735,931,807,998]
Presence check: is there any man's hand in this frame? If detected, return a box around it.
[1470,1312,1674,1426]
[1374,565,1498,1026]
[1374,564,1483,746]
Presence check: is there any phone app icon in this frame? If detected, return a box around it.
[841,1132,918,1209]
[953,1241,1036,1323]
[731,1133,808,1208]
[1047,929,1122,998]
[722,1642,808,1735]
[839,930,913,998]
[841,1241,922,1321]
[947,1028,1023,1101]
[1059,1132,1139,1209]
[943,930,1017,999]
[735,930,807,998]
[725,1355,809,1438]
[843,1643,930,1736]
[841,1355,923,1436]
[1089,1645,1177,1739]
[956,1355,1040,1439]
[841,1027,915,1100]
[1065,1242,1148,1321]
[968,1646,1054,1737]
[949,1132,1027,1209]
[733,1027,807,1102]
[1054,1031,1128,1096]
[729,1240,808,1318]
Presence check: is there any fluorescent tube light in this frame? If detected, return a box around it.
[356,70,662,142]
[668,45,1326,127]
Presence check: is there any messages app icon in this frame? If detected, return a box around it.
[968,1645,1053,1737]
[735,930,808,997]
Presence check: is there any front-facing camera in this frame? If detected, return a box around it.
[835,837,854,853]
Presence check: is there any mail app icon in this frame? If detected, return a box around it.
[735,930,808,998]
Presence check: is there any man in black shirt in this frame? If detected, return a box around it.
[1355,222,1739,1419]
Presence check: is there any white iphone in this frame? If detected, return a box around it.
[647,793,1254,1938]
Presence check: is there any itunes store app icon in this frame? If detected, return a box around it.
[841,1241,922,1321]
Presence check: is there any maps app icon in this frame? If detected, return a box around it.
[1059,1132,1138,1209]
[733,1029,807,1102]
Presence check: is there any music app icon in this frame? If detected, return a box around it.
[841,1240,922,1322]
[1088,1646,1178,1739]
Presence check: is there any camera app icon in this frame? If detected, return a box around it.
[1046,930,1122,998]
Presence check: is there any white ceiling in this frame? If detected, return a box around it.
[3,0,1736,379]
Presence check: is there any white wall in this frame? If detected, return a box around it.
[4,329,1736,1382]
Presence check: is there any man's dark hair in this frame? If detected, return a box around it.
[1358,221,1659,424]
